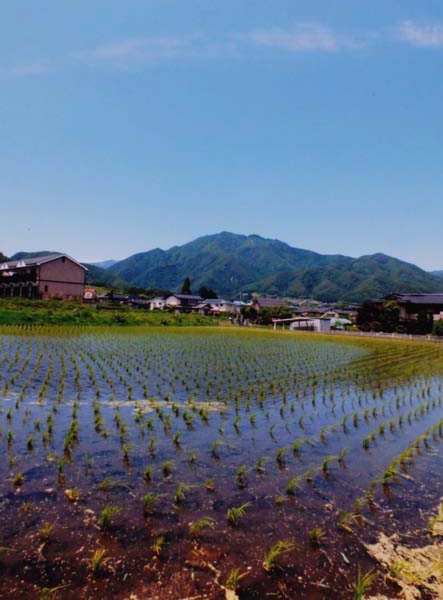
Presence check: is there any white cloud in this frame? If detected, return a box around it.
[399,21,443,47]
[0,61,50,80]
[247,24,340,53]
[84,24,366,68]
[92,36,192,62]
[245,24,371,53]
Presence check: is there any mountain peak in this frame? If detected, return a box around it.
[105,233,443,302]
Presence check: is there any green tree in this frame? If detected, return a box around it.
[256,306,293,325]
[198,286,217,299]
[240,305,258,322]
[181,277,192,295]
[379,302,400,333]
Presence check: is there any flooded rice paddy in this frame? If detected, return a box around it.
[0,326,443,599]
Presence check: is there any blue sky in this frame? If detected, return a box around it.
[1,1,442,269]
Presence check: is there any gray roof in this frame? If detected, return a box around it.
[0,253,87,271]
[388,293,443,305]
[169,294,203,301]
[254,297,288,308]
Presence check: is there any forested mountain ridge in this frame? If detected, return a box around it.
[106,232,443,302]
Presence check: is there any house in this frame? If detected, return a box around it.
[128,296,150,309]
[150,297,167,311]
[289,317,331,333]
[194,299,240,315]
[381,293,443,322]
[0,254,86,300]
[271,316,331,333]
[83,288,97,302]
[165,294,203,312]
[253,297,288,310]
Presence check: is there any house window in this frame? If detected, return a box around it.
[61,257,66,263]
[44,285,48,293]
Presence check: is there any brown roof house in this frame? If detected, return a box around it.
[0,254,87,300]
[382,293,443,321]
[252,296,288,310]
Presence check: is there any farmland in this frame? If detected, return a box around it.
[0,326,443,599]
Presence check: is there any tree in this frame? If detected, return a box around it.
[356,301,382,331]
[256,306,293,325]
[240,305,257,322]
[198,286,217,299]
[180,277,192,295]
[379,301,400,333]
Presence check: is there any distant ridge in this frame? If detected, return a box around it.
[91,259,118,270]
[106,232,443,302]
[9,236,443,302]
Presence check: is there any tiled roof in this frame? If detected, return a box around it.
[0,254,87,271]
[388,293,443,305]
[169,294,203,301]
[254,297,287,308]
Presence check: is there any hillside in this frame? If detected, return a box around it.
[82,264,128,290]
[432,271,443,279]
[107,232,443,302]
[91,259,118,270]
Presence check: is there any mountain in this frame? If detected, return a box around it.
[82,264,128,289]
[91,259,118,270]
[107,232,443,302]
[432,271,443,279]
[11,251,58,260]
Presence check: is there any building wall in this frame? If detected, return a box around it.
[38,258,85,300]
[150,299,166,310]
[165,296,180,307]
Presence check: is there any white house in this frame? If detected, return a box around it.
[150,297,167,311]
[195,299,240,315]
[165,294,203,311]
[289,318,331,333]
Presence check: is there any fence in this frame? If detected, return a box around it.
[327,329,443,343]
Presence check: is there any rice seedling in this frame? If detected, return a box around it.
[353,566,378,599]
[338,447,349,464]
[143,466,153,482]
[65,488,80,502]
[174,482,196,504]
[227,502,251,526]
[276,446,289,467]
[205,478,215,492]
[337,511,361,534]
[39,584,71,599]
[143,493,159,516]
[236,464,248,488]
[308,526,326,547]
[263,540,296,571]
[162,460,174,477]
[151,535,165,557]
[12,472,24,486]
[89,548,110,576]
[188,517,216,535]
[39,522,54,541]
[225,567,249,591]
[286,476,302,496]
[98,505,121,530]
[322,455,338,474]
[211,439,223,459]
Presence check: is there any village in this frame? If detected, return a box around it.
[1,252,443,336]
